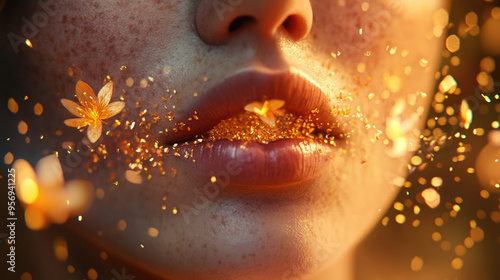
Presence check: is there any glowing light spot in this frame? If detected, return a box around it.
[126,77,134,87]
[19,178,38,204]
[431,177,443,187]
[25,39,33,48]
[20,272,32,280]
[460,100,472,129]
[480,56,496,73]
[117,219,127,231]
[395,214,406,224]
[33,103,43,115]
[410,256,423,272]
[148,227,159,237]
[24,205,47,230]
[18,121,28,134]
[172,207,178,214]
[54,237,68,262]
[4,152,14,165]
[438,75,457,93]
[393,202,404,211]
[446,35,460,53]
[87,268,98,280]
[432,232,442,242]
[211,176,217,183]
[451,258,463,270]
[125,170,143,184]
[140,79,148,88]
[361,2,369,11]
[419,58,429,67]
[411,155,423,166]
[422,188,440,209]
[8,98,19,113]
[414,205,421,215]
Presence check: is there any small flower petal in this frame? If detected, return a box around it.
[64,118,90,128]
[101,101,125,119]
[244,102,263,113]
[258,114,276,126]
[87,120,102,143]
[97,81,113,109]
[61,99,85,117]
[76,81,97,109]
[267,99,285,111]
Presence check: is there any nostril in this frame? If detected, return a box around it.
[229,16,255,33]
[282,15,308,39]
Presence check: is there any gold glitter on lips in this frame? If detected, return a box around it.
[202,111,337,145]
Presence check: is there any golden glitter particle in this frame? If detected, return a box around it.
[33,103,43,115]
[211,176,217,183]
[441,240,451,251]
[19,178,38,204]
[25,39,33,48]
[126,77,134,87]
[435,217,444,227]
[454,245,466,256]
[412,219,420,227]
[422,188,440,209]
[481,17,500,56]
[411,155,423,166]
[20,272,32,280]
[18,121,28,134]
[4,152,14,165]
[381,216,389,226]
[414,205,421,215]
[7,98,19,113]
[471,227,484,242]
[67,265,75,274]
[172,207,178,214]
[87,268,98,280]
[78,215,82,221]
[357,62,366,73]
[125,170,143,184]
[140,79,148,88]
[140,244,145,248]
[451,258,463,270]
[95,188,105,200]
[432,232,442,242]
[480,56,496,73]
[490,211,500,223]
[393,202,404,211]
[492,7,500,19]
[410,256,423,272]
[148,227,159,237]
[460,100,473,129]
[395,214,406,224]
[492,121,500,129]
[385,75,401,93]
[163,66,172,74]
[445,34,460,53]
[100,251,108,260]
[419,58,429,67]
[54,237,68,262]
[438,75,457,93]
[117,219,127,231]
[361,2,369,11]
[464,237,475,248]
[431,177,443,187]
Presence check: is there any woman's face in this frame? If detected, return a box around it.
[9,0,446,279]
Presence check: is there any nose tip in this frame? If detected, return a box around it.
[195,0,313,45]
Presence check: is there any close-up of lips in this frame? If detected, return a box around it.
[1,0,500,280]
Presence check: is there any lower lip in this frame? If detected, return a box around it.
[175,138,336,188]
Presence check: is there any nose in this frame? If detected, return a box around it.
[195,0,313,45]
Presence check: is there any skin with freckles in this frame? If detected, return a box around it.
[1,0,448,279]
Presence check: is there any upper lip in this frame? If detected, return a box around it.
[164,68,340,144]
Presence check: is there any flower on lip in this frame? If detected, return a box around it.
[61,81,125,143]
[243,99,285,126]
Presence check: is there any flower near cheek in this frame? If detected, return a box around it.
[243,99,285,126]
[60,81,125,143]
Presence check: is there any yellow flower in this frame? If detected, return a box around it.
[61,80,125,143]
[244,99,285,126]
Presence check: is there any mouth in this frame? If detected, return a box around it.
[164,68,344,188]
